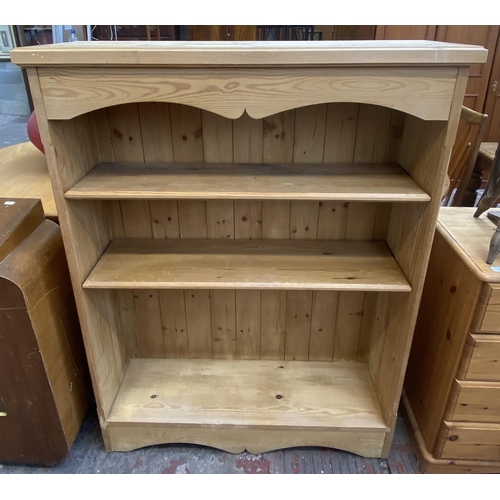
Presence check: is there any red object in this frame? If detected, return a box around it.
[27,110,44,154]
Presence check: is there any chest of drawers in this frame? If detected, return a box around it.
[404,207,500,472]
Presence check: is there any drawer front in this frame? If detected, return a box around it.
[441,423,500,461]
[476,285,500,333]
[450,380,500,423]
[461,334,500,382]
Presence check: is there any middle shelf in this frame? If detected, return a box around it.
[83,239,411,291]
[65,161,431,202]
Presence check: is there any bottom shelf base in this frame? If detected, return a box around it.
[105,423,386,456]
[402,392,500,474]
[104,358,389,456]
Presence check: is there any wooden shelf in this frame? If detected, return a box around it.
[83,239,412,291]
[65,162,431,202]
[108,358,389,432]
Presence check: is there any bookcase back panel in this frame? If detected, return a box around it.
[103,199,391,241]
[104,288,392,362]
[86,101,406,167]
[49,101,418,402]
[61,101,402,363]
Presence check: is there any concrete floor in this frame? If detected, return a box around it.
[0,112,422,474]
[0,113,29,147]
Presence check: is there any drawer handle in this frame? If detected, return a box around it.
[449,435,459,441]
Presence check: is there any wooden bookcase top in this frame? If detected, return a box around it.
[11,40,488,67]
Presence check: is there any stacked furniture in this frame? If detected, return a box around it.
[12,40,486,457]
[0,198,89,465]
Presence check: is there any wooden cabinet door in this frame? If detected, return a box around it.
[94,25,177,41]
[482,35,500,142]
[229,26,256,41]
[188,26,255,41]
[436,26,499,112]
[375,26,436,40]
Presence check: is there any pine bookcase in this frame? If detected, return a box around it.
[11,41,487,457]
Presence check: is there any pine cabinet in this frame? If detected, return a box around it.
[11,40,486,457]
[405,207,500,472]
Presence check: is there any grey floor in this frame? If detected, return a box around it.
[0,113,29,147]
[0,110,423,474]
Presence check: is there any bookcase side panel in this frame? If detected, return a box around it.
[377,67,469,455]
[27,69,129,422]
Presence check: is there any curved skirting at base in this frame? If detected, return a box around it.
[105,423,386,458]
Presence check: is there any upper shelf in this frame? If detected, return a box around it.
[65,162,431,202]
[10,40,488,67]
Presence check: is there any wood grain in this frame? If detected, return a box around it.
[41,111,123,423]
[21,41,477,456]
[450,380,500,423]
[138,102,175,162]
[66,162,430,202]
[184,290,212,359]
[236,290,261,359]
[36,66,461,121]
[260,291,286,360]
[434,208,500,283]
[210,290,237,359]
[0,211,90,465]
[284,291,313,361]
[0,143,57,221]
[158,290,189,358]
[379,66,470,457]
[323,103,359,163]
[477,285,500,333]
[107,423,386,456]
[12,40,488,67]
[263,111,294,163]
[334,292,366,361]
[461,334,500,382]
[83,238,412,292]
[403,391,500,473]
[440,422,500,461]
[108,358,389,432]
[309,291,338,362]
[353,105,392,163]
[0,198,45,261]
[404,225,482,452]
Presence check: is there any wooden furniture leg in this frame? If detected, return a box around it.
[474,141,500,218]
[486,220,500,264]
[464,164,485,206]
[474,141,500,264]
